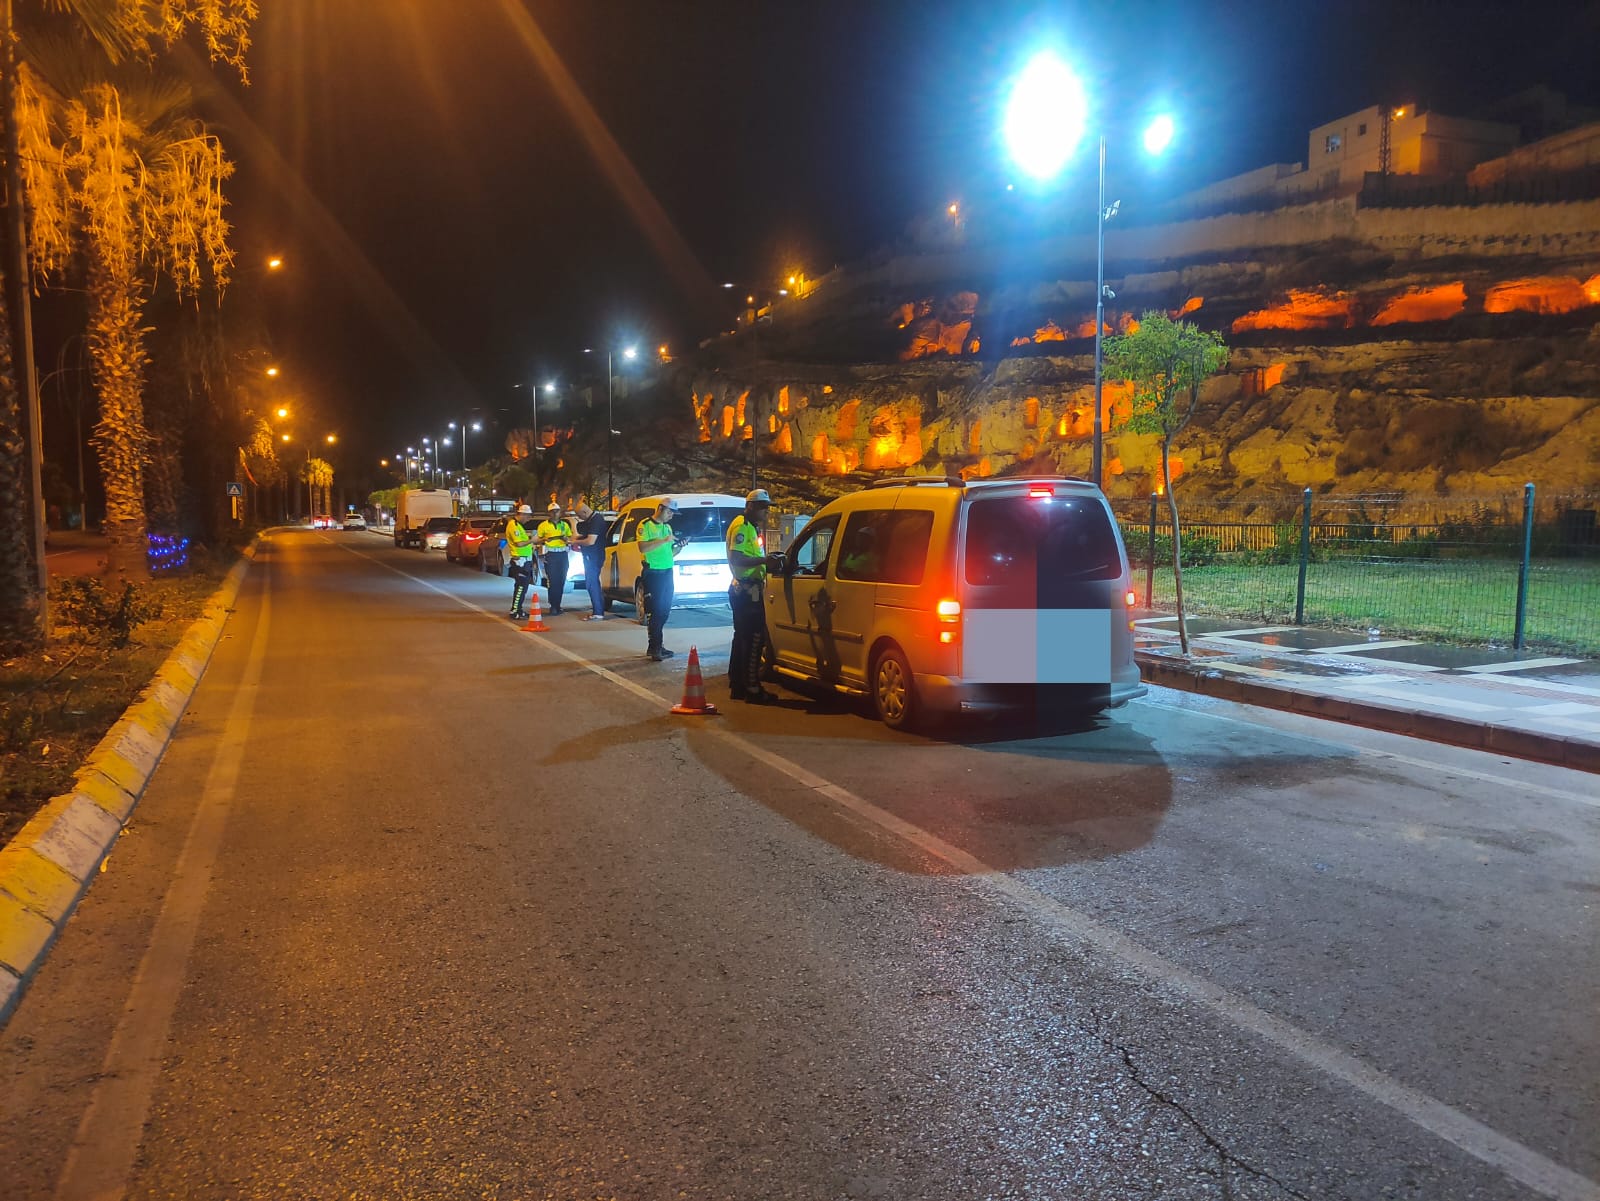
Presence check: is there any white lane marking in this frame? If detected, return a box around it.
[54,570,272,1201]
[1135,694,1600,809]
[356,543,1600,1201]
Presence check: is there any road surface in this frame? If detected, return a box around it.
[2,529,1595,1201]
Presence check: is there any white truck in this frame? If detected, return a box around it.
[393,488,456,549]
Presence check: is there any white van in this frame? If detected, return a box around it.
[600,493,748,617]
[765,476,1145,729]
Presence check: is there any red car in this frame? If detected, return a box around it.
[445,515,499,565]
[312,513,336,529]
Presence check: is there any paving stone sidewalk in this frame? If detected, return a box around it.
[1132,614,1600,773]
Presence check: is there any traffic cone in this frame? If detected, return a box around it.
[670,646,719,715]
[520,592,551,633]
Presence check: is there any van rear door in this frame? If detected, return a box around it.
[958,489,1129,684]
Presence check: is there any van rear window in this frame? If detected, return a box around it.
[964,495,1121,601]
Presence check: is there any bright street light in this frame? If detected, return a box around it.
[267,255,283,270]
[265,366,279,377]
[1143,113,1175,156]
[275,406,288,419]
[1002,49,1175,489]
[1003,50,1086,180]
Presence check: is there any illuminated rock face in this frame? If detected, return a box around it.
[687,230,1600,501]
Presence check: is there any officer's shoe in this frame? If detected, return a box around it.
[647,648,664,662]
[657,647,676,659]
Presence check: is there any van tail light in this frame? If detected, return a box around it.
[937,598,961,644]
[1125,589,1137,607]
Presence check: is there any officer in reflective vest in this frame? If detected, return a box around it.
[536,502,574,616]
[725,489,783,703]
[506,504,536,620]
[637,498,682,661]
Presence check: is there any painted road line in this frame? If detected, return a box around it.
[54,572,273,1201]
[362,543,1600,1201]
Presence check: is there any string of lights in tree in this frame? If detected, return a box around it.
[146,533,190,574]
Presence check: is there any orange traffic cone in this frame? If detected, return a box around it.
[670,646,719,715]
[520,591,551,633]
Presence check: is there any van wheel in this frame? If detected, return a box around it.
[633,579,650,625]
[872,645,917,731]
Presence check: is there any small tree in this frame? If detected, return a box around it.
[1104,312,1228,654]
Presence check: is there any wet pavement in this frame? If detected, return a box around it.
[1134,614,1600,767]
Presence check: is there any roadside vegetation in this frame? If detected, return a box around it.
[0,560,229,845]
[1138,559,1598,654]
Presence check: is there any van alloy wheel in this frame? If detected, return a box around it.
[873,646,915,730]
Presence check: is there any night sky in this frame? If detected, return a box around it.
[211,0,1599,472]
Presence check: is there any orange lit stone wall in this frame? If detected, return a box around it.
[1371,282,1467,326]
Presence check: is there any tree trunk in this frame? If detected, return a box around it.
[1163,436,1189,654]
[0,266,41,650]
[88,261,151,581]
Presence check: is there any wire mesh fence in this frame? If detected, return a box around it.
[1114,487,1600,655]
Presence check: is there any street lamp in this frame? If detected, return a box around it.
[1004,49,1174,488]
[586,345,636,504]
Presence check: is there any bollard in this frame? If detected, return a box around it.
[1294,487,1313,626]
[1513,481,1534,650]
[1145,492,1158,608]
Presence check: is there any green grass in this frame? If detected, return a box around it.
[0,567,229,847]
[1140,558,1600,654]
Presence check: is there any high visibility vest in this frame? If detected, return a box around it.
[507,518,533,558]
[638,518,675,570]
[726,514,765,582]
[538,519,572,550]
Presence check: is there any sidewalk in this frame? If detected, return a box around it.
[1132,615,1600,773]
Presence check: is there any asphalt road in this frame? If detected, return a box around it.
[2,530,1596,1201]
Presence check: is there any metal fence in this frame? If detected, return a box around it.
[1114,487,1600,656]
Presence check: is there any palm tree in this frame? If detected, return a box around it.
[0,0,251,635]
[19,62,235,578]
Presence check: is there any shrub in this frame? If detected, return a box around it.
[54,578,165,647]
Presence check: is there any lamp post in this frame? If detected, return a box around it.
[586,345,636,505]
[1004,50,1174,488]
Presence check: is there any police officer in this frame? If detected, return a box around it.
[636,498,682,661]
[536,502,575,615]
[506,504,536,620]
[725,489,784,703]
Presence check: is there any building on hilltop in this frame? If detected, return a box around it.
[1175,102,1519,213]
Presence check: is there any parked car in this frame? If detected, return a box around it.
[419,515,457,551]
[599,494,745,621]
[342,512,367,530]
[445,515,498,564]
[764,475,1145,730]
[479,516,511,576]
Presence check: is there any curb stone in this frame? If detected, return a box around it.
[0,543,257,1025]
[1135,651,1600,774]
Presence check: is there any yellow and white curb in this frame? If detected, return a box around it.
[0,545,256,1024]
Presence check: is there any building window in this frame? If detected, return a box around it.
[1325,133,1342,153]
[1358,123,1367,136]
